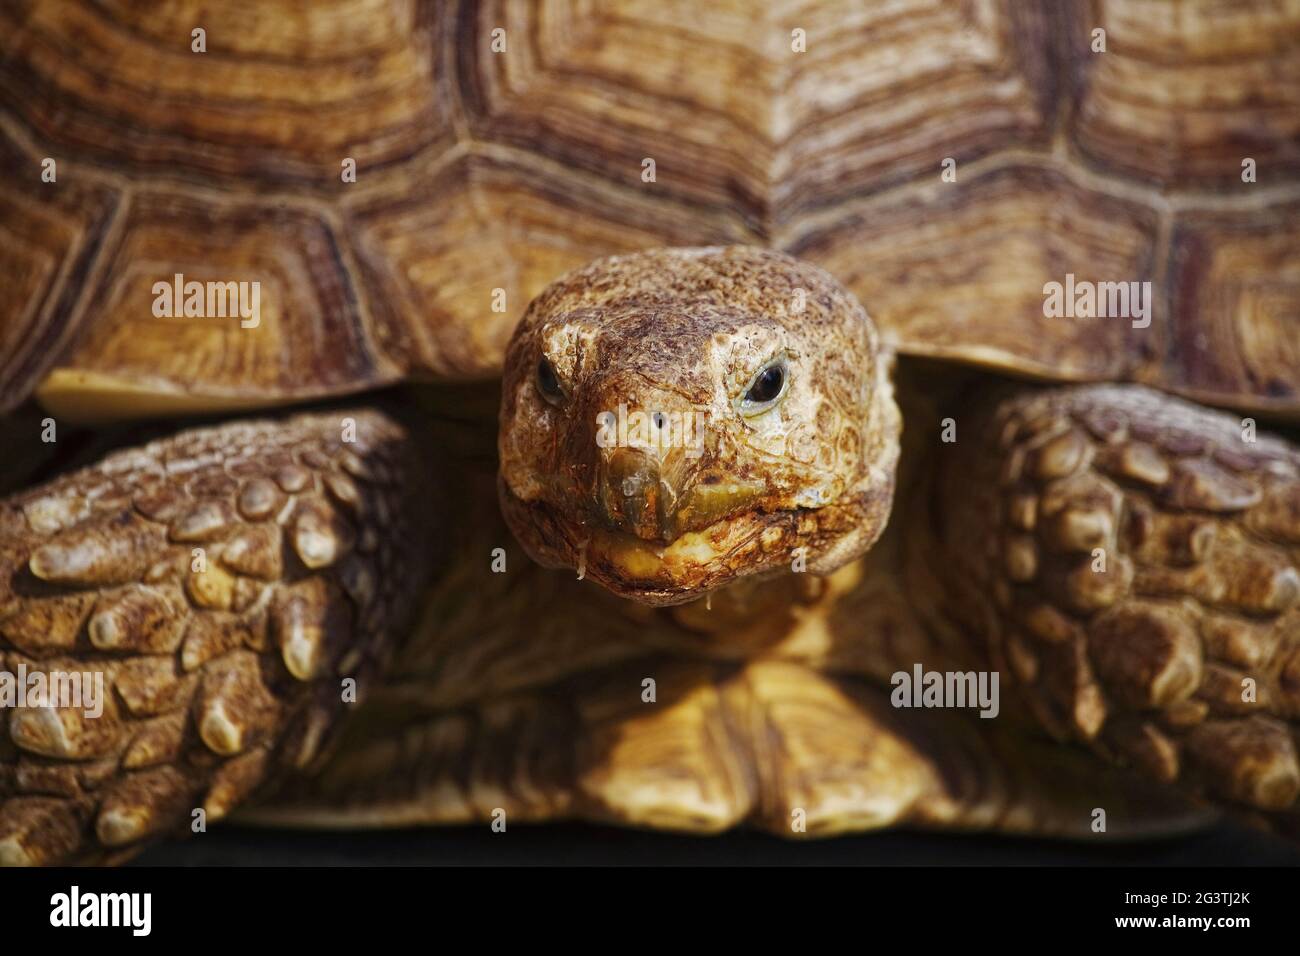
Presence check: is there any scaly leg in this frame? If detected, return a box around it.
[0,408,433,863]
[938,384,1300,830]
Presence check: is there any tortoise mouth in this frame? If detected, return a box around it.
[499,480,810,606]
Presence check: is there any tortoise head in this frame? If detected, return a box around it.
[498,246,901,605]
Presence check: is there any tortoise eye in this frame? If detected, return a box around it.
[740,358,788,415]
[536,357,565,404]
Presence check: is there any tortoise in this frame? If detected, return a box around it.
[1,0,1300,866]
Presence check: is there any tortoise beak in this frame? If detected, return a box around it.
[597,444,766,543]
[585,382,766,543]
[598,446,679,541]
[590,388,705,541]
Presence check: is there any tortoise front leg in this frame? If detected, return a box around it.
[938,384,1300,830]
[0,408,434,864]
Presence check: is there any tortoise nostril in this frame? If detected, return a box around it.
[651,411,667,430]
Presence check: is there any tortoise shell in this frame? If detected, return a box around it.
[1,0,1298,418]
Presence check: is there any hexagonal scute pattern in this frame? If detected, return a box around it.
[1,0,1298,413]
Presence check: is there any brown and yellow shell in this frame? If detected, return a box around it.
[2,0,1298,419]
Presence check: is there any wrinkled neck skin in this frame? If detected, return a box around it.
[496,246,903,609]
[644,562,883,669]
